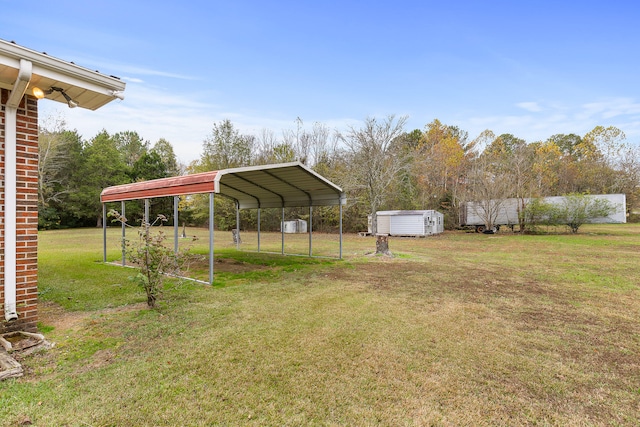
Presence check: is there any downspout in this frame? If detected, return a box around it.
[4,59,32,321]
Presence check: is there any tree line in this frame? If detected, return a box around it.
[38,114,640,232]
[38,115,179,229]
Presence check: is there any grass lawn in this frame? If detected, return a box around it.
[1,225,639,426]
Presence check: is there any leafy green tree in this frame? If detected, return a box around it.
[271,142,296,163]
[128,151,176,224]
[151,138,180,176]
[200,119,254,170]
[559,193,617,233]
[70,130,129,227]
[520,198,560,233]
[113,130,149,168]
[523,194,617,234]
[131,151,170,182]
[190,120,255,229]
[548,133,583,158]
[408,120,477,228]
[531,140,563,196]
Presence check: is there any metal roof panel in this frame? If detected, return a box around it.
[101,162,345,208]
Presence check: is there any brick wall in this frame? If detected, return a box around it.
[1,88,39,333]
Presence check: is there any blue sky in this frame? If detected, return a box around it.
[2,0,640,163]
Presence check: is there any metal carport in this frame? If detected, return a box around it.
[100,162,346,284]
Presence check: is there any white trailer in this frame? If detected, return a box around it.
[369,210,444,236]
[460,194,626,232]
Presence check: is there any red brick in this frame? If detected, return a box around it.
[0,90,39,333]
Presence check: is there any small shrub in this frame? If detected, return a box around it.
[108,210,190,308]
[521,198,560,233]
[560,194,616,233]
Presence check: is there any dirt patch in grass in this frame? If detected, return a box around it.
[74,349,117,375]
[38,301,146,330]
[111,256,269,276]
[336,259,563,301]
[210,257,270,274]
[38,301,90,331]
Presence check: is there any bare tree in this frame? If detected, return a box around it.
[464,152,516,231]
[280,117,308,163]
[613,143,640,215]
[308,121,333,167]
[255,128,278,165]
[339,115,408,234]
[38,113,82,208]
[278,118,338,167]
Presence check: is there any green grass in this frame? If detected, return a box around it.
[1,224,639,426]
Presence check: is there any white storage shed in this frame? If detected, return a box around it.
[282,219,308,233]
[370,210,444,236]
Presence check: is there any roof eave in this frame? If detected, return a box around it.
[0,39,125,110]
[0,39,125,91]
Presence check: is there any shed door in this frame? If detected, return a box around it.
[390,215,424,235]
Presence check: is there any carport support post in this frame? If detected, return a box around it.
[173,196,179,254]
[121,201,126,266]
[309,205,313,257]
[235,202,240,250]
[281,207,285,255]
[339,201,343,260]
[144,199,150,225]
[257,208,261,253]
[209,192,215,285]
[102,203,107,262]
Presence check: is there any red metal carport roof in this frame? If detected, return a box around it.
[101,162,345,208]
[101,171,217,202]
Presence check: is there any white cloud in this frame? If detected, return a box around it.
[516,102,543,112]
[122,76,145,84]
[41,78,640,169]
[464,98,640,143]
[38,79,358,164]
[579,98,640,120]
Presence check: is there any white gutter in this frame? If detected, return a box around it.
[4,59,31,321]
[0,39,125,91]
